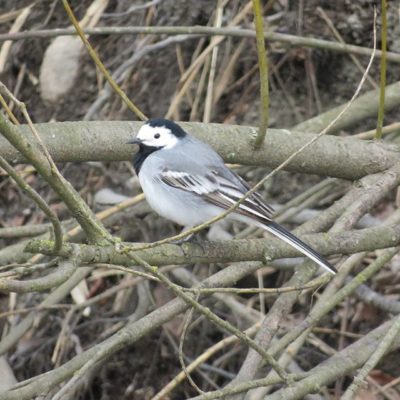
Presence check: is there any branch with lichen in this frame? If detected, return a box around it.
[23,221,400,267]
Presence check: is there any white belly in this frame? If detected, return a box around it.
[138,171,221,227]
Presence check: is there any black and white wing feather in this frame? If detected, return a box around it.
[159,167,274,222]
[159,166,336,275]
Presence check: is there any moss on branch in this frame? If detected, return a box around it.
[25,223,400,267]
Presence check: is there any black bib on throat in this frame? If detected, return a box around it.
[133,144,162,174]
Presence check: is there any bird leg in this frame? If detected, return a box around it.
[171,225,195,244]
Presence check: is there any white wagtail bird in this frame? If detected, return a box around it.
[128,118,336,274]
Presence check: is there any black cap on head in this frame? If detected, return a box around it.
[146,118,187,138]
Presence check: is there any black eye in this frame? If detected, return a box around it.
[154,133,160,139]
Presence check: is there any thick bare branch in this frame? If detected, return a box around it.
[0,121,397,180]
[294,80,400,134]
[25,223,400,267]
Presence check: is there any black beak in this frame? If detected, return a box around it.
[127,138,142,145]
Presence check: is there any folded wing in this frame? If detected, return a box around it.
[160,167,274,221]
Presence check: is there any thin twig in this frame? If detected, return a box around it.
[203,0,224,123]
[355,121,400,139]
[0,26,397,63]
[0,93,19,125]
[191,374,306,400]
[179,290,205,395]
[0,82,63,252]
[102,0,161,18]
[190,53,211,120]
[153,323,261,400]
[0,111,112,244]
[0,304,71,319]
[64,193,145,240]
[85,35,191,120]
[125,250,291,382]
[376,0,387,139]
[62,0,147,121]
[341,313,400,400]
[179,2,253,85]
[316,6,378,89]
[252,0,270,147]
[181,280,323,295]
[0,157,63,252]
[0,82,61,175]
[271,246,399,358]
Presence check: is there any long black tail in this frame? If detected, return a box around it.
[262,221,337,274]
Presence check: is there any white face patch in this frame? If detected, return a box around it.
[136,124,179,149]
